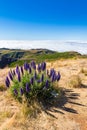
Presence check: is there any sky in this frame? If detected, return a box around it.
[0,0,87,40]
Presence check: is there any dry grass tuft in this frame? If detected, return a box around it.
[81,68,87,76]
[68,75,81,88]
[0,111,12,120]
[20,100,41,118]
[0,85,6,91]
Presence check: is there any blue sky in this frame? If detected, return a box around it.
[0,0,87,40]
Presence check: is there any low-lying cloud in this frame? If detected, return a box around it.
[0,40,87,54]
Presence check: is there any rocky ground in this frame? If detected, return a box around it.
[0,58,87,130]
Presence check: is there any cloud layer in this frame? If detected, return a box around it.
[0,40,87,54]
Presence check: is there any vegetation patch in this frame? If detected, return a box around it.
[81,68,87,76]
[68,75,81,88]
[5,61,61,117]
[0,48,84,68]
[0,85,6,91]
[9,51,81,67]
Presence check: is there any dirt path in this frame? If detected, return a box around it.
[0,58,87,130]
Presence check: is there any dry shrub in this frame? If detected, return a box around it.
[0,85,6,91]
[21,100,41,118]
[0,111,12,119]
[68,75,81,88]
[81,68,87,76]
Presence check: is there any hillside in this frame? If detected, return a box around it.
[0,48,86,68]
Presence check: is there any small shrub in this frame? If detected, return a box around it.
[5,61,61,116]
[68,75,81,88]
[81,68,87,76]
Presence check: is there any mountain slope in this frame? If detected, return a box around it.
[0,48,86,68]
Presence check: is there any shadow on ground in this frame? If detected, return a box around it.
[42,88,87,118]
[81,84,87,88]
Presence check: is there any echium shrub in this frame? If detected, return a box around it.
[5,61,61,105]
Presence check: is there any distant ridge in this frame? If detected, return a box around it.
[0,48,55,68]
[0,48,86,68]
[0,48,21,51]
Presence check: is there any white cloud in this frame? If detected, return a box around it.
[0,40,87,54]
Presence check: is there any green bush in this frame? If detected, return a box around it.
[5,61,61,107]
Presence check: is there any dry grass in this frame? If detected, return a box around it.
[0,111,13,123]
[21,101,41,118]
[0,85,6,91]
[68,75,82,88]
[81,68,87,76]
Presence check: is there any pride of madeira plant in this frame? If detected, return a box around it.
[5,61,61,107]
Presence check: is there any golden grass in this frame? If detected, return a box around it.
[68,75,82,88]
[81,68,87,76]
[0,85,6,91]
[21,101,41,118]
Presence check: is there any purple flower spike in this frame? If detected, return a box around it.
[56,72,61,81]
[51,72,57,82]
[20,66,24,75]
[31,61,35,66]
[41,62,46,71]
[26,83,30,92]
[8,72,13,81]
[20,88,24,95]
[14,89,18,96]
[45,80,49,88]
[51,74,55,82]
[50,69,56,78]
[49,69,53,78]
[5,80,9,87]
[30,77,34,85]
[37,64,41,72]
[5,77,10,88]
[16,66,19,74]
[37,79,41,83]
[41,74,44,82]
[18,72,21,82]
[27,63,30,69]
[6,76,10,84]
[33,65,36,70]
[31,61,36,70]
[24,62,29,71]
